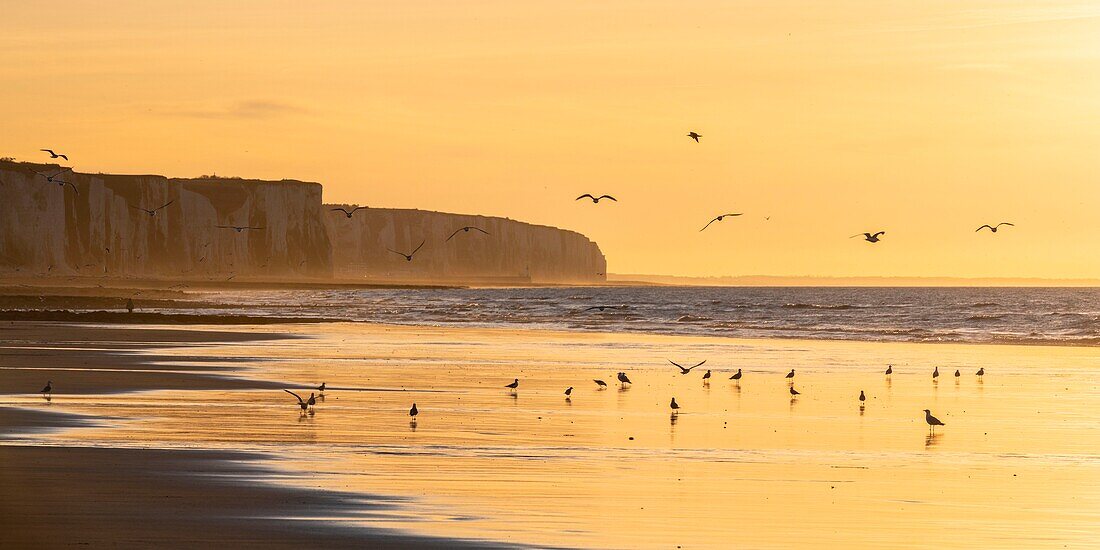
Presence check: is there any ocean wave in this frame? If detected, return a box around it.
[676,315,712,323]
[781,303,863,310]
[966,314,1006,322]
[969,302,1001,308]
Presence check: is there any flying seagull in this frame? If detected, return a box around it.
[35,168,72,182]
[976,222,1014,233]
[687,131,701,142]
[669,359,706,374]
[331,206,367,218]
[130,201,174,217]
[217,225,263,233]
[40,149,68,160]
[387,240,426,262]
[923,409,945,433]
[576,194,617,203]
[284,389,311,413]
[851,231,885,243]
[700,213,743,232]
[446,226,490,241]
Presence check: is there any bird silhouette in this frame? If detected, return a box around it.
[387,241,425,262]
[790,386,800,396]
[617,372,632,386]
[35,168,71,183]
[130,201,174,217]
[976,222,1014,233]
[409,403,418,417]
[40,149,68,160]
[446,226,490,241]
[669,359,706,374]
[40,380,52,396]
[933,367,940,379]
[785,369,795,380]
[593,379,608,389]
[702,370,712,383]
[729,368,742,381]
[851,231,885,243]
[700,213,743,232]
[306,393,317,410]
[316,382,326,393]
[670,397,680,412]
[859,390,866,403]
[564,387,573,396]
[583,305,623,313]
[284,390,310,413]
[576,194,617,203]
[885,365,893,376]
[687,131,701,142]
[954,369,961,378]
[976,367,985,378]
[217,225,263,233]
[331,206,367,218]
[923,409,945,432]
[505,379,519,390]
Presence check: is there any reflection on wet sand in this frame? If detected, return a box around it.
[6,322,1100,548]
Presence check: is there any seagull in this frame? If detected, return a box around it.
[700,213,743,232]
[446,226,490,241]
[35,168,72,182]
[130,201,174,217]
[851,231,885,243]
[954,369,961,378]
[885,365,893,376]
[564,387,573,396]
[976,222,1014,233]
[40,149,68,160]
[316,382,326,393]
[284,389,310,413]
[923,409,945,432]
[976,367,985,378]
[583,305,623,313]
[387,241,425,262]
[40,380,52,396]
[785,369,795,380]
[729,368,742,381]
[669,359,706,374]
[670,397,680,412]
[505,379,519,390]
[702,370,712,383]
[217,225,263,233]
[306,393,317,410]
[687,131,701,142]
[789,386,800,396]
[593,379,608,389]
[859,390,866,403]
[933,367,940,379]
[576,194,617,203]
[617,372,632,386]
[330,206,367,218]
[409,403,418,417]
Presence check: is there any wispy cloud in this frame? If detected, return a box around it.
[166,100,307,120]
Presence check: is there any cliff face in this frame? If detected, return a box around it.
[0,161,333,281]
[0,161,607,285]
[323,207,606,284]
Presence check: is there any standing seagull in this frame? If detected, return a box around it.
[976,367,985,378]
[789,386,800,396]
[885,365,893,376]
[446,226,490,241]
[702,370,712,384]
[669,359,706,375]
[686,131,701,142]
[785,369,795,382]
[40,380,52,396]
[387,241,425,262]
[130,201,174,217]
[593,379,608,389]
[564,387,573,396]
[954,369,961,378]
[409,403,418,418]
[933,367,940,380]
[851,232,885,243]
[976,223,1014,233]
[617,372,632,386]
[505,379,519,390]
[729,368,742,381]
[331,206,367,218]
[306,393,317,411]
[923,409,945,433]
[40,149,68,160]
[316,382,326,393]
[669,397,680,412]
[859,390,866,403]
[699,213,743,232]
[575,194,617,204]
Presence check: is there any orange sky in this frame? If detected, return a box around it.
[2,1,1099,278]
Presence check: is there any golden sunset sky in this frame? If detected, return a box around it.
[2,1,1099,278]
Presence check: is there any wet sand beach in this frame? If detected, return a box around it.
[2,321,1099,548]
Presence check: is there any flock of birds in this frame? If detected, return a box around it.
[229,359,975,433]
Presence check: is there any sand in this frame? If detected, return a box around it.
[2,321,1099,548]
